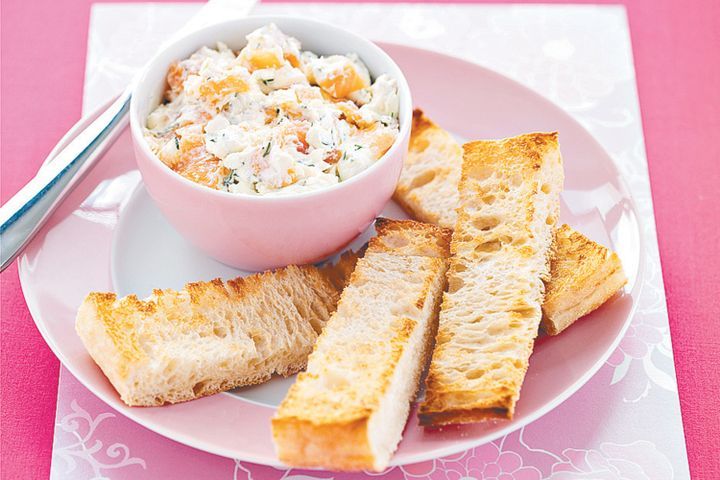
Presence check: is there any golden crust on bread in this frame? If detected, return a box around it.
[273,298,443,471]
[419,133,563,426]
[542,225,627,335]
[271,417,376,471]
[272,219,449,471]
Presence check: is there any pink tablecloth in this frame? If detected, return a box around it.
[1,1,719,479]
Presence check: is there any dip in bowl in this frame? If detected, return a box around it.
[130,16,412,270]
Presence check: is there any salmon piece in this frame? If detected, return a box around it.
[354,126,396,158]
[244,50,284,71]
[284,52,300,68]
[174,148,229,190]
[324,149,342,165]
[317,64,369,99]
[337,103,373,130]
[295,128,309,154]
[166,63,187,100]
[199,76,249,103]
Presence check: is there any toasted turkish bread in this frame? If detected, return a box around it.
[395,109,626,334]
[76,264,350,407]
[543,224,627,335]
[272,219,451,471]
[394,109,462,229]
[419,133,563,426]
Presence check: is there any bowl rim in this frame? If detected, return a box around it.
[129,14,412,203]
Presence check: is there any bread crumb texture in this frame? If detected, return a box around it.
[75,265,344,406]
[420,133,563,426]
[394,109,462,229]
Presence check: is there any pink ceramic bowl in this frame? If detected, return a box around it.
[130,16,412,271]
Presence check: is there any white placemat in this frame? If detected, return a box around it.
[50,3,690,479]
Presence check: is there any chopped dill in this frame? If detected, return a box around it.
[222,171,235,188]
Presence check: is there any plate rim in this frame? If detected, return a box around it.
[18,41,643,467]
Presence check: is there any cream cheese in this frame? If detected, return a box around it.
[144,24,399,195]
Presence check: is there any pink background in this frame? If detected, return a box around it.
[1,0,719,479]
